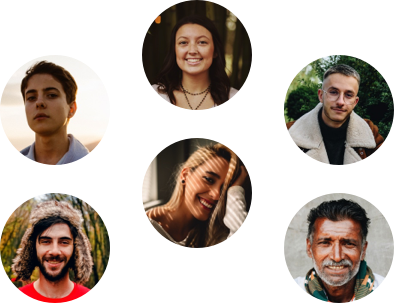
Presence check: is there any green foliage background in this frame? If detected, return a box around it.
[285,55,393,139]
[0,194,109,289]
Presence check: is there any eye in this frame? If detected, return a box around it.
[179,41,187,45]
[198,40,208,45]
[26,96,36,102]
[328,90,339,96]
[47,93,58,98]
[345,93,354,99]
[203,176,214,184]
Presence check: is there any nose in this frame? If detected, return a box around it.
[329,242,344,262]
[36,95,46,108]
[336,92,346,106]
[49,243,61,256]
[188,42,198,54]
[209,185,221,201]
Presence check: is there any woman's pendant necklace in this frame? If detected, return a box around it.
[181,83,211,110]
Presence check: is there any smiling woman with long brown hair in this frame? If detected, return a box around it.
[146,143,248,248]
[152,15,238,110]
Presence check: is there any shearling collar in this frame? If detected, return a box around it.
[289,103,376,164]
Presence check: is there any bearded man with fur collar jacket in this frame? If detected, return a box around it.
[286,64,384,165]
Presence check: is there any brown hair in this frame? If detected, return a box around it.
[21,61,78,104]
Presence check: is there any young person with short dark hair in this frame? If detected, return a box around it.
[20,61,89,164]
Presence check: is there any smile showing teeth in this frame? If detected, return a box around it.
[47,261,61,264]
[199,197,213,209]
[186,59,202,62]
[327,266,345,270]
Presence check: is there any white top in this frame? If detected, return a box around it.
[152,84,238,108]
[149,186,248,246]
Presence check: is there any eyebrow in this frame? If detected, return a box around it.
[25,87,61,95]
[206,171,221,179]
[177,35,210,41]
[38,236,73,241]
[327,86,356,93]
[316,237,357,242]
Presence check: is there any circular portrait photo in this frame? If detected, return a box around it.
[284,55,393,165]
[0,55,110,165]
[142,138,252,247]
[143,0,252,110]
[284,193,393,302]
[0,194,110,302]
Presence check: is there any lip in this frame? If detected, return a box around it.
[198,196,215,211]
[45,260,64,268]
[185,58,202,66]
[331,108,346,113]
[34,113,49,120]
[324,265,350,274]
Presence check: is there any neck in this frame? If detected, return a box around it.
[181,72,210,93]
[322,276,356,303]
[34,273,74,299]
[34,130,70,165]
[165,201,197,241]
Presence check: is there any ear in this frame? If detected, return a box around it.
[318,89,323,104]
[361,241,368,260]
[353,96,359,107]
[306,238,313,258]
[180,167,190,183]
[68,101,77,118]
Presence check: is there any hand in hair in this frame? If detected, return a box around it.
[231,166,248,187]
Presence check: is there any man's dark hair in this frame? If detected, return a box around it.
[307,199,370,243]
[30,216,78,268]
[21,61,78,104]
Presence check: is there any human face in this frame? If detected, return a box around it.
[175,24,215,78]
[24,74,76,137]
[182,156,229,221]
[36,223,74,282]
[307,218,367,287]
[318,73,359,128]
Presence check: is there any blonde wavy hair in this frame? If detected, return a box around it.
[164,143,240,247]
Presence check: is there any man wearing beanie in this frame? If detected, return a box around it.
[12,201,93,302]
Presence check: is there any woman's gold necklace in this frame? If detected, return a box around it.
[181,83,211,110]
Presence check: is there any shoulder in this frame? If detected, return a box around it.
[229,87,238,99]
[73,284,90,296]
[20,146,30,155]
[363,119,384,146]
[294,277,306,291]
[152,84,171,103]
[19,282,35,294]
[286,120,296,130]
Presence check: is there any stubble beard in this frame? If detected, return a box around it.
[37,256,71,282]
[312,255,362,287]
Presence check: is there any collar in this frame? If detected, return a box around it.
[289,103,376,149]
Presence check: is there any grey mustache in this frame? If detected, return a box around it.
[322,259,352,267]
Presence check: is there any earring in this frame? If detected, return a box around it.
[182,180,185,184]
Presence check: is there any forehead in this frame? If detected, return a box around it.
[194,156,229,176]
[39,223,73,239]
[313,218,362,240]
[25,74,64,93]
[176,23,213,40]
[323,73,359,92]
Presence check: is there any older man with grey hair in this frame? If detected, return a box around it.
[294,199,384,302]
